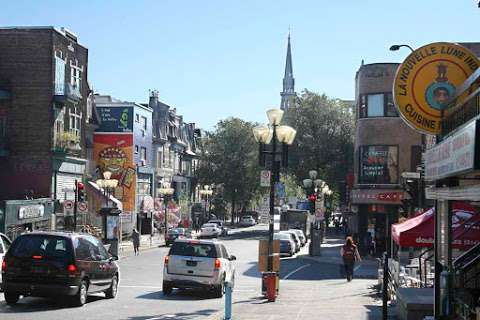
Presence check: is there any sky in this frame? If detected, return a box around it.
[1,1,479,129]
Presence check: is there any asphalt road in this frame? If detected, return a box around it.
[0,225,341,320]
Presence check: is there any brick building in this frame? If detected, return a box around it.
[0,27,90,210]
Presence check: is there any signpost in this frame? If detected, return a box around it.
[77,202,88,212]
[64,200,74,216]
[260,170,271,187]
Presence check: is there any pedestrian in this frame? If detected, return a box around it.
[132,228,140,256]
[340,236,361,282]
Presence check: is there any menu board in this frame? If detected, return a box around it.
[359,145,398,184]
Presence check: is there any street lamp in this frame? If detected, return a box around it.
[199,185,213,221]
[389,44,414,52]
[96,171,119,207]
[253,108,296,274]
[158,182,175,245]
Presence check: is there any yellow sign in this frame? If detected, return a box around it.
[393,42,480,134]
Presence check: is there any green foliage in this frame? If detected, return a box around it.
[281,173,305,199]
[284,90,355,200]
[196,117,261,211]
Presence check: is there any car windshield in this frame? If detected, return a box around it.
[169,242,217,258]
[168,228,184,234]
[202,224,216,228]
[242,216,253,220]
[10,234,73,260]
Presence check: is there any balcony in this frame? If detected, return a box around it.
[52,132,82,156]
[54,83,82,104]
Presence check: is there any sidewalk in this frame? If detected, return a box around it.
[118,233,165,258]
[208,233,394,320]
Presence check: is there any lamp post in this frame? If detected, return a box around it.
[253,108,296,273]
[389,44,414,52]
[158,182,175,245]
[199,185,213,221]
[96,171,119,208]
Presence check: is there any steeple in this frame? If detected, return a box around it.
[280,33,296,110]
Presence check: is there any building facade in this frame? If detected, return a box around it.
[351,62,423,255]
[93,95,154,234]
[0,27,90,231]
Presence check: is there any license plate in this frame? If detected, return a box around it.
[31,266,46,273]
[186,260,197,267]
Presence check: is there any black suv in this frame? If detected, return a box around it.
[1,231,119,307]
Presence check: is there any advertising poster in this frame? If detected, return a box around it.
[359,145,398,184]
[97,106,133,133]
[93,133,136,214]
[106,215,119,240]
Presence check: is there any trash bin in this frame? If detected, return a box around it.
[262,272,277,302]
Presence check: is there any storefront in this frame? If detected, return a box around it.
[351,189,409,256]
[0,198,54,240]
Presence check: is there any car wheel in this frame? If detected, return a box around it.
[105,274,119,299]
[214,276,225,298]
[71,280,88,307]
[4,291,19,305]
[163,281,173,295]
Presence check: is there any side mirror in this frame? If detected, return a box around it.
[229,255,236,261]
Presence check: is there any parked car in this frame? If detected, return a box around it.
[290,229,306,247]
[239,216,256,227]
[166,228,193,246]
[1,231,119,306]
[279,231,300,253]
[208,220,228,236]
[163,239,236,298]
[0,233,12,291]
[274,233,295,257]
[199,223,222,238]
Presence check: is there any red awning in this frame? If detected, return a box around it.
[392,202,480,249]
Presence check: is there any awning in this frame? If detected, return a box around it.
[87,181,123,211]
[391,202,479,249]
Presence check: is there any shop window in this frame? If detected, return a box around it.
[359,145,399,184]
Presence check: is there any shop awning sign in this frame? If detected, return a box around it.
[393,42,480,134]
[351,189,409,204]
[18,205,44,220]
[425,120,479,181]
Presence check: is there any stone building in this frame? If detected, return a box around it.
[350,62,423,255]
[0,27,91,229]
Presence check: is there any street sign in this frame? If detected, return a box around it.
[401,172,421,179]
[260,170,271,187]
[64,200,74,216]
[77,202,88,212]
[274,182,286,199]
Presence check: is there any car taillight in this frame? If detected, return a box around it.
[214,258,221,270]
[164,256,169,265]
[67,264,77,274]
[1,260,6,272]
[32,255,42,260]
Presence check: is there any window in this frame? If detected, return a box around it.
[135,114,139,122]
[70,59,83,90]
[359,145,399,184]
[411,146,423,172]
[0,116,6,138]
[69,105,82,138]
[157,150,163,168]
[135,145,139,154]
[54,51,65,95]
[359,93,399,118]
[367,94,384,117]
[141,116,147,131]
[140,147,147,161]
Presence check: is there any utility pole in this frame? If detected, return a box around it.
[74,179,78,231]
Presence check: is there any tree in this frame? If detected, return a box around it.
[196,118,261,224]
[284,90,355,204]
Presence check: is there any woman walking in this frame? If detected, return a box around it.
[132,228,140,256]
[340,236,361,281]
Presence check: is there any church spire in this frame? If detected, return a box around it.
[280,32,296,110]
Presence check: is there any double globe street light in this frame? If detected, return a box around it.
[96,171,119,208]
[253,108,296,274]
[199,185,214,221]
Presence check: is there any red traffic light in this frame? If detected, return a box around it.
[308,195,316,202]
[77,182,85,190]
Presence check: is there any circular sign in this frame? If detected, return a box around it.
[78,202,88,212]
[64,200,74,210]
[393,42,480,134]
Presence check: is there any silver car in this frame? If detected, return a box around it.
[163,239,236,298]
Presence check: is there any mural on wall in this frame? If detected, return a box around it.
[93,134,136,214]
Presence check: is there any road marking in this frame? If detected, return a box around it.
[354,265,361,272]
[120,285,163,289]
[283,264,311,280]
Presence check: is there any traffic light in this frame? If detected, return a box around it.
[308,194,316,214]
[77,182,86,202]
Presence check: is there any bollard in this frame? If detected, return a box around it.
[224,280,233,320]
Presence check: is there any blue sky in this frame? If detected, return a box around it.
[2,1,479,129]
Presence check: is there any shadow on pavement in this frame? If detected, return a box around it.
[136,289,219,301]
[0,294,106,313]
[124,308,218,320]
[224,229,269,241]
